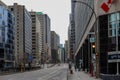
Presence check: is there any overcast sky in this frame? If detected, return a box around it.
[3,0,71,44]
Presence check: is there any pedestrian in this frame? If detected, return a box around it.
[68,62,73,74]
[68,62,72,70]
[74,64,77,71]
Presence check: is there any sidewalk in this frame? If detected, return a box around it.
[67,69,101,80]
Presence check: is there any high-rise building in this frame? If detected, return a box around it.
[70,0,94,73]
[67,0,76,62]
[70,0,76,58]
[9,3,32,68]
[29,11,41,66]
[51,31,60,62]
[37,12,51,63]
[68,14,75,61]
[0,1,14,69]
[72,0,120,78]
[68,25,71,60]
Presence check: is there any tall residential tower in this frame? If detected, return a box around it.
[30,11,41,66]
[37,12,51,63]
[9,3,32,68]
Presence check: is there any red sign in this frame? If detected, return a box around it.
[101,2,110,13]
[101,0,114,13]
[107,0,113,4]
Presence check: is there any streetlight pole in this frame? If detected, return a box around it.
[73,0,99,78]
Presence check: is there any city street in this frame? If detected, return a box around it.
[1,0,120,80]
[0,64,67,80]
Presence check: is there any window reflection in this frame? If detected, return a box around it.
[109,14,116,22]
[108,12,120,37]
[116,13,120,20]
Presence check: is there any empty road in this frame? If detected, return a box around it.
[0,64,68,80]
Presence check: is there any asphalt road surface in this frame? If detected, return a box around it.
[0,64,68,80]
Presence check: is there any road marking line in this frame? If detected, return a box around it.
[38,68,61,80]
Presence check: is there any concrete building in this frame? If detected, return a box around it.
[51,31,60,62]
[68,14,75,61]
[29,11,41,67]
[68,25,71,60]
[67,0,76,62]
[71,0,120,78]
[64,40,68,62]
[0,1,14,70]
[37,12,51,63]
[69,0,76,61]
[9,3,32,68]
[95,0,120,77]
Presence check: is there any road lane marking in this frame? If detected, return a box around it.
[38,68,61,80]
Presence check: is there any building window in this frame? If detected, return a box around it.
[108,12,120,37]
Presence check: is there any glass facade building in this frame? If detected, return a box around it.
[70,0,94,72]
[0,5,14,69]
[71,0,120,77]
[74,0,94,50]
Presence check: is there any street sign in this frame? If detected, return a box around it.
[101,2,110,13]
[108,54,120,60]
[89,37,95,43]
[107,0,113,4]
[100,0,114,13]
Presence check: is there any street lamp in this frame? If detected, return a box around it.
[73,0,99,78]
[92,44,95,48]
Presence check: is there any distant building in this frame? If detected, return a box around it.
[51,31,60,62]
[64,40,68,62]
[9,3,32,68]
[68,0,76,61]
[68,13,75,61]
[29,11,41,67]
[0,1,14,69]
[37,12,51,63]
[58,44,65,63]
